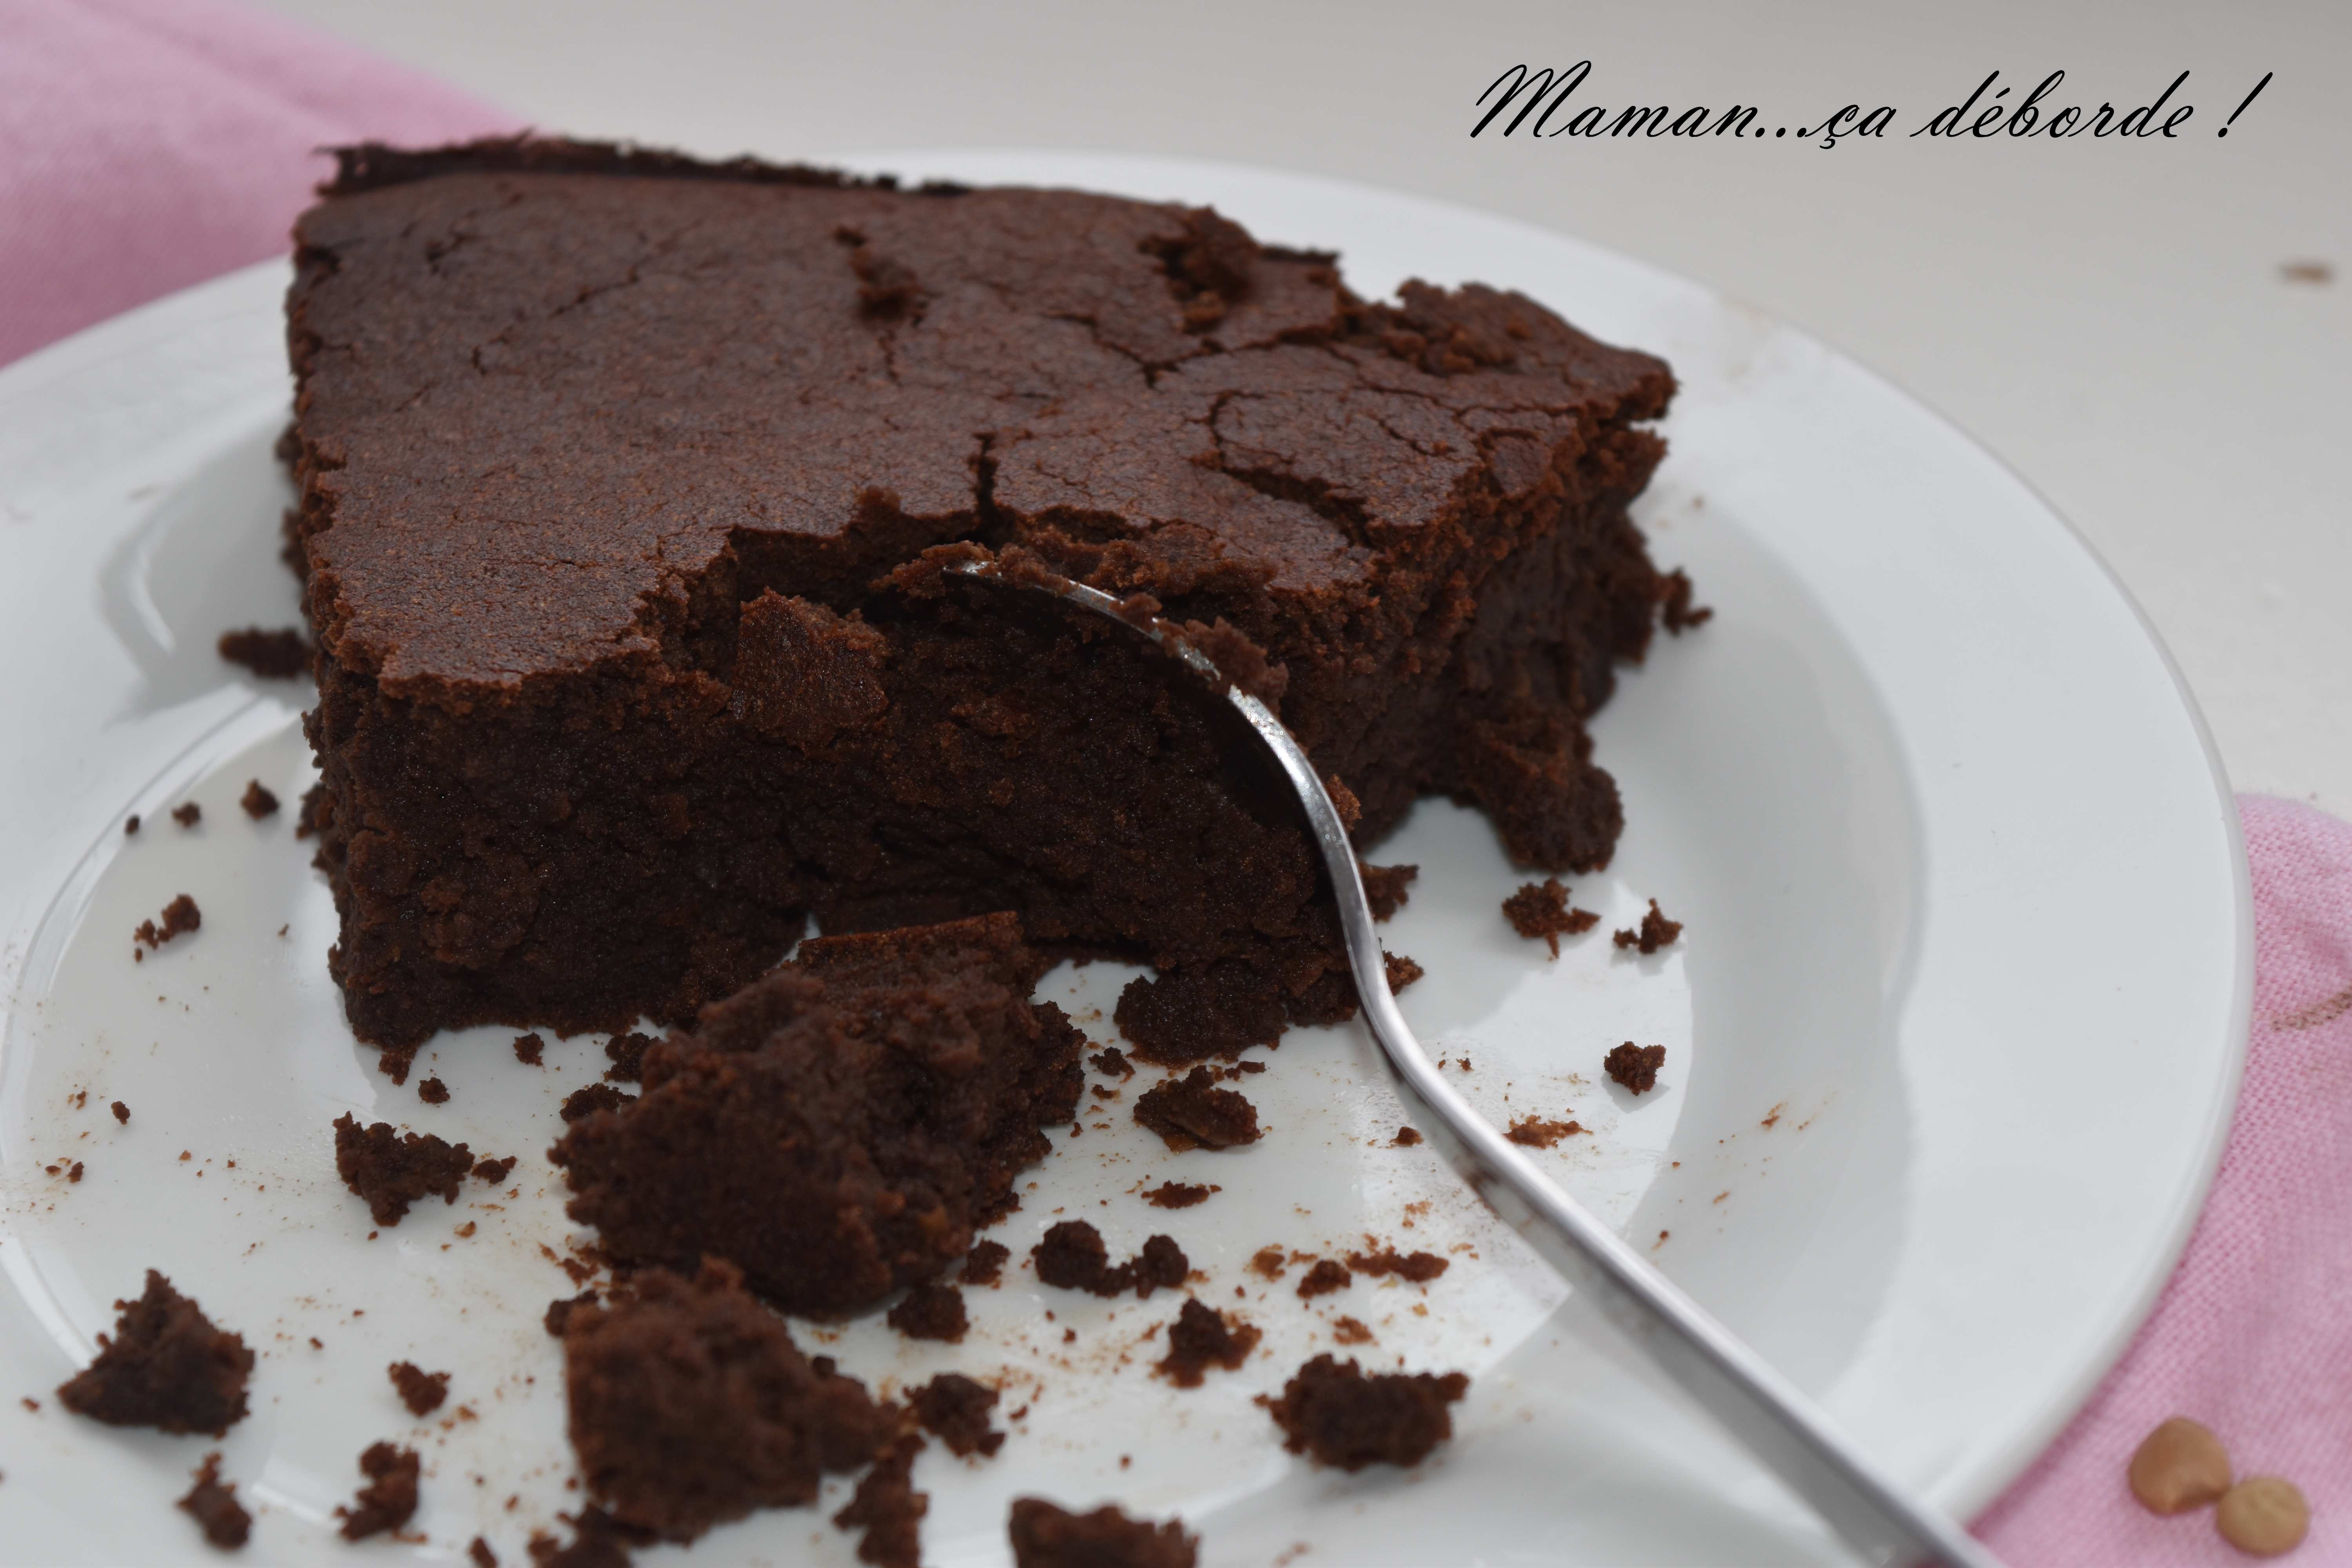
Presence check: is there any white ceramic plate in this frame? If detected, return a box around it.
[0,152,2248,1567]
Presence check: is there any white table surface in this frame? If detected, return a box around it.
[253,0,2352,817]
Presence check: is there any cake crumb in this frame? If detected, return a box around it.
[833,1433,926,1568]
[336,1441,419,1540]
[602,1032,655,1083]
[1506,1116,1585,1148]
[1088,1047,1134,1079]
[1262,1355,1469,1470]
[1604,1042,1666,1094]
[959,1239,1010,1287]
[1657,568,1713,633]
[239,781,279,820]
[332,1114,472,1225]
[908,1372,1004,1457]
[178,1452,250,1550]
[1612,898,1683,954]
[112,1101,131,1123]
[561,1083,635,1123]
[1296,1259,1352,1299]
[472,1154,518,1185]
[56,1270,251,1436]
[1133,1068,1260,1151]
[172,802,201,828]
[1392,1127,1421,1147]
[1158,1299,1261,1386]
[1142,1182,1216,1209]
[418,1077,451,1105]
[1009,1498,1196,1568]
[1249,1246,1289,1280]
[125,815,140,835]
[1501,878,1597,957]
[558,1259,897,1541]
[134,894,201,952]
[1331,1317,1375,1345]
[469,1538,500,1568]
[1032,1221,1188,1299]
[1382,952,1424,992]
[886,1282,969,1344]
[1360,863,1418,922]
[68,1161,83,1183]
[512,1033,545,1067]
[389,1361,450,1416]
[217,626,309,679]
[1345,1247,1447,1283]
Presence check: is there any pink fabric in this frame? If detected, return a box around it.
[1976,793,2352,1564]
[5,7,2344,1560]
[0,0,516,368]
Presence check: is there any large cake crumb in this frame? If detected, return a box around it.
[603,1032,655,1083]
[1612,898,1683,954]
[960,1240,1010,1287]
[555,915,1081,1314]
[332,1114,473,1225]
[389,1361,449,1416]
[178,1452,251,1549]
[1345,1247,1448,1283]
[1263,1354,1469,1470]
[833,1433,927,1568]
[337,1442,420,1540]
[907,1374,1004,1457]
[1142,1182,1214,1209]
[1157,1299,1261,1387]
[1506,1115,1586,1148]
[886,1283,968,1344]
[1295,1259,1352,1299]
[1501,878,1597,957]
[56,1270,252,1436]
[217,626,309,679]
[1604,1041,1666,1094]
[134,894,201,953]
[1009,1499,1197,1568]
[559,1258,898,1540]
[1132,1068,1260,1152]
[1032,1222,1188,1299]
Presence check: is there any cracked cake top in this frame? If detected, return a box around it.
[286,137,1670,691]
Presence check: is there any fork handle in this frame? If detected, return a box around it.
[1227,688,2004,1568]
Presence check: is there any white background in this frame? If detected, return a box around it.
[246,0,2352,815]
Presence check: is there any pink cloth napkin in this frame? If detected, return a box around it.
[1977,793,2352,1564]
[0,0,515,368]
[5,5,2345,1561]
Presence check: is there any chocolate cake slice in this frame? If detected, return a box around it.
[285,137,1681,1057]
[552,912,1083,1313]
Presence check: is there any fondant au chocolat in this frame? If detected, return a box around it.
[284,136,1680,1059]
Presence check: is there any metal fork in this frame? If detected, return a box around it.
[949,554,2001,1568]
